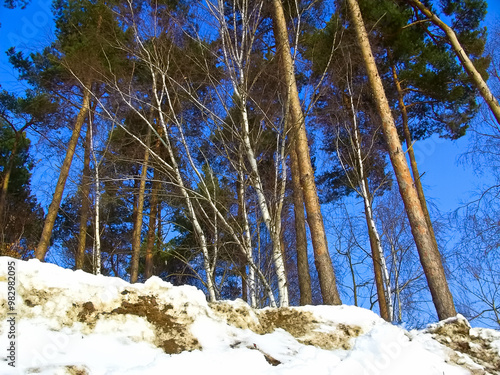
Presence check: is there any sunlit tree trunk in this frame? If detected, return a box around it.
[36,81,92,261]
[239,95,288,306]
[390,240,403,323]
[154,90,217,301]
[271,0,341,305]
[338,85,393,321]
[75,122,92,270]
[130,128,151,283]
[390,63,439,256]
[347,0,456,320]
[145,167,159,280]
[290,147,312,305]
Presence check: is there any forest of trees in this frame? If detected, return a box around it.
[1,0,499,328]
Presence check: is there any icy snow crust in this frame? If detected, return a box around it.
[0,257,499,374]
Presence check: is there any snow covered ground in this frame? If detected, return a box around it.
[0,257,499,375]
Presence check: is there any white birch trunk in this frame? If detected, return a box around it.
[89,118,101,275]
[213,0,288,306]
[156,101,217,302]
[88,2,277,306]
[238,152,257,307]
[239,99,288,307]
[346,89,393,320]
[390,240,402,322]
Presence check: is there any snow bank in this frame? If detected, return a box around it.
[0,257,499,374]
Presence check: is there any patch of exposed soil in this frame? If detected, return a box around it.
[259,308,362,350]
[22,288,51,308]
[64,365,90,375]
[210,302,261,331]
[297,323,362,350]
[426,317,500,374]
[210,303,362,351]
[259,308,314,336]
[107,295,200,354]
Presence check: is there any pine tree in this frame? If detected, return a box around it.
[407,0,499,125]
[346,0,456,320]
[0,119,44,258]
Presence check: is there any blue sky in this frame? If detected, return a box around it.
[0,0,499,220]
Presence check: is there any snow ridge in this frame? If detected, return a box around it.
[0,257,499,374]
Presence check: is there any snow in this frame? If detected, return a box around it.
[0,257,498,374]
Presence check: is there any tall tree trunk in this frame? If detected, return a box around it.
[157,200,162,244]
[144,167,159,280]
[390,240,403,323]
[271,0,342,305]
[290,147,313,305]
[344,88,392,321]
[36,81,92,260]
[145,123,163,280]
[75,122,92,270]
[362,182,393,322]
[154,103,217,301]
[408,0,500,126]
[347,0,456,320]
[237,149,257,307]
[238,93,288,306]
[130,129,151,283]
[90,116,101,276]
[236,166,248,304]
[390,62,440,255]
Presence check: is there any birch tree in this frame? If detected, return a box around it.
[340,87,393,321]
[206,0,289,306]
[90,0,281,304]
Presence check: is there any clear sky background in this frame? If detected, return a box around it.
[0,0,499,228]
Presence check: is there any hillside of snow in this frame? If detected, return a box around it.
[0,257,499,375]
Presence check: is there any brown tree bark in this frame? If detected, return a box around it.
[390,62,439,255]
[144,167,159,280]
[271,0,341,305]
[36,81,92,260]
[347,0,456,320]
[130,130,151,283]
[407,0,500,126]
[290,147,313,305]
[157,200,162,245]
[75,122,92,270]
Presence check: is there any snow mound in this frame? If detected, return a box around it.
[1,257,499,375]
